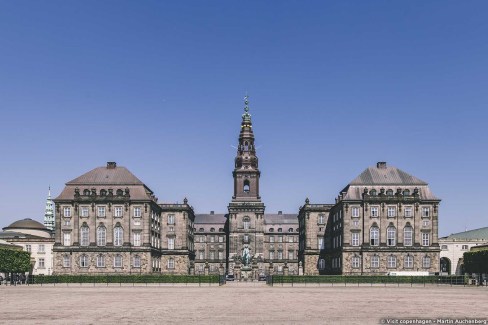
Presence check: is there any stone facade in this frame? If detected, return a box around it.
[193,212,227,274]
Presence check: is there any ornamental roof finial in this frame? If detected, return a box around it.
[244,93,249,113]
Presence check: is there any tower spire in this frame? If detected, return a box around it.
[44,186,55,231]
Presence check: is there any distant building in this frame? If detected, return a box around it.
[44,187,55,231]
[439,227,488,275]
[0,218,54,275]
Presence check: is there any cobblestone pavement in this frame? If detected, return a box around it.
[0,284,486,324]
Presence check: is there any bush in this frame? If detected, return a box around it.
[271,275,464,285]
[464,250,488,274]
[32,274,220,284]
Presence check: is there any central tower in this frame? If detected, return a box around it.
[227,96,266,277]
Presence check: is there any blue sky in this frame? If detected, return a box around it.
[0,1,487,236]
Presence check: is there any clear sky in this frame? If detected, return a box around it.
[0,1,487,236]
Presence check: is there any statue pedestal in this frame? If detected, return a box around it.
[234,264,241,281]
[240,265,252,281]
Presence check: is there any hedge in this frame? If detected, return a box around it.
[32,274,220,284]
[271,275,465,284]
[464,250,488,274]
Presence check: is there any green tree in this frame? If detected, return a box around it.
[0,248,31,279]
[463,250,488,274]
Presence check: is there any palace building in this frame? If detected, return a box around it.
[51,98,441,277]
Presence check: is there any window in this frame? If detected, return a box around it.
[210,236,215,243]
[403,189,411,196]
[387,255,397,268]
[370,227,379,246]
[134,218,141,226]
[318,214,325,224]
[209,251,215,260]
[133,232,141,246]
[441,245,448,250]
[199,251,204,260]
[371,256,379,268]
[114,206,123,217]
[80,255,89,268]
[269,251,275,260]
[404,226,413,246]
[38,244,45,253]
[288,236,294,243]
[80,226,89,246]
[243,234,249,243]
[81,207,89,217]
[404,207,413,218]
[243,180,250,193]
[318,259,325,270]
[371,207,379,217]
[288,251,294,260]
[278,251,283,260]
[168,237,175,250]
[97,255,105,268]
[352,256,360,269]
[218,236,224,243]
[63,233,71,246]
[134,207,142,217]
[269,228,274,232]
[422,233,430,246]
[133,255,141,268]
[38,258,45,269]
[97,206,106,217]
[114,226,123,246]
[63,255,70,267]
[168,215,175,225]
[63,207,71,217]
[423,220,430,227]
[351,232,360,246]
[278,236,283,243]
[168,258,175,269]
[370,189,377,196]
[353,220,359,227]
[422,256,431,268]
[278,228,282,233]
[462,245,468,250]
[269,236,274,243]
[97,226,106,246]
[387,227,396,246]
[243,217,250,230]
[404,255,413,269]
[387,207,396,218]
[114,255,122,268]
[422,207,430,217]
[218,251,224,260]
[352,207,359,217]
[317,237,324,249]
[63,218,71,226]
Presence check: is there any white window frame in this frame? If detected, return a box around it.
[168,214,175,225]
[318,214,325,224]
[133,232,141,247]
[133,255,141,268]
[80,255,88,268]
[80,207,89,217]
[97,255,105,268]
[97,226,106,246]
[63,207,71,217]
[318,237,324,249]
[351,232,360,246]
[371,207,379,217]
[167,258,175,269]
[422,256,431,268]
[387,255,397,268]
[80,226,89,246]
[404,207,413,218]
[278,251,283,260]
[63,255,71,268]
[370,227,379,246]
[134,207,142,217]
[371,256,379,268]
[352,207,359,218]
[352,256,360,268]
[269,251,274,260]
[404,226,413,246]
[114,255,122,268]
[114,227,123,246]
[97,206,106,218]
[38,258,45,269]
[387,206,396,218]
[404,255,413,269]
[63,233,71,246]
[387,227,396,246]
[422,233,430,246]
[168,237,175,250]
[114,206,123,218]
[38,244,45,253]
[422,207,430,218]
[318,258,325,270]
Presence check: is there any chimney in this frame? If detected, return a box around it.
[278,211,282,215]
[377,162,387,169]
[107,162,117,169]
[210,211,214,215]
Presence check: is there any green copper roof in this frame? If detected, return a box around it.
[442,227,488,240]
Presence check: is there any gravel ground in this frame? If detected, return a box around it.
[0,283,486,324]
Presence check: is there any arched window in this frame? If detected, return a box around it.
[269,228,274,232]
[83,189,90,195]
[80,254,89,268]
[219,228,224,232]
[97,254,105,268]
[97,225,106,246]
[404,255,413,269]
[210,228,215,232]
[387,255,397,268]
[116,189,123,196]
[278,228,282,233]
[370,226,379,246]
[404,226,413,246]
[403,189,410,196]
[243,217,250,230]
[100,189,107,196]
[243,180,250,193]
[80,225,89,246]
[386,189,394,196]
[114,254,123,268]
[288,228,293,232]
[318,258,325,270]
[387,226,396,246]
[114,226,123,246]
[370,189,377,196]
[199,228,204,232]
[133,255,141,268]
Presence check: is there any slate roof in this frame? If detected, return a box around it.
[264,214,298,224]
[349,164,427,186]
[441,227,488,240]
[194,214,227,224]
[67,166,144,185]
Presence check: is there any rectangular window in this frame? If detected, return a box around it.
[278,236,283,243]
[422,233,430,246]
[114,206,123,217]
[199,251,204,260]
[168,215,175,225]
[168,237,175,250]
[133,232,141,247]
[114,255,122,268]
[352,207,359,218]
[353,220,359,227]
[209,251,215,260]
[38,244,45,253]
[168,258,175,269]
[404,255,413,269]
[277,251,283,260]
[63,255,70,267]
[133,256,141,268]
[269,236,274,243]
[371,256,379,268]
[63,207,71,217]
[38,258,45,269]
[288,251,294,260]
[388,256,397,268]
[243,235,249,243]
[318,214,325,224]
[422,207,430,217]
[81,207,89,217]
[97,206,106,217]
[352,256,360,268]
[288,236,293,243]
[404,228,413,247]
[387,207,396,218]
[97,255,105,268]
[218,236,224,243]
[423,256,431,268]
[80,255,88,268]
[63,233,71,246]
[371,207,379,217]
[269,251,274,260]
[404,207,413,218]
[462,245,468,250]
[423,220,430,227]
[63,218,71,226]
[218,251,224,260]
[351,232,360,246]
[134,207,141,217]
[318,237,324,249]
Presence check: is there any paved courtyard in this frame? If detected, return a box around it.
[0,284,487,324]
